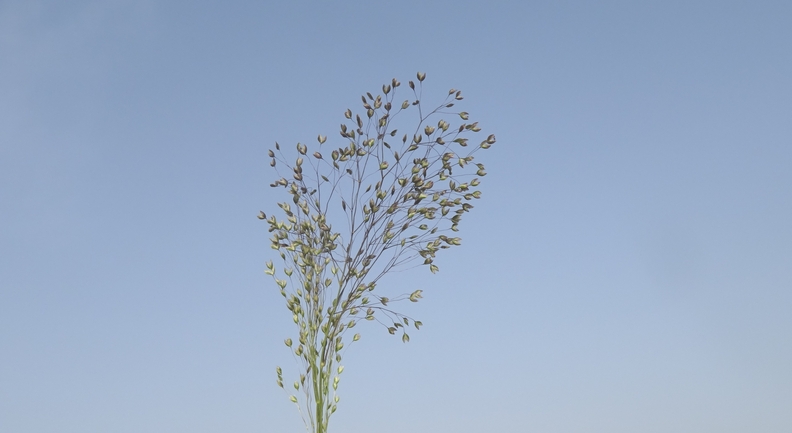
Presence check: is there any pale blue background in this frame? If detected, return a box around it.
[1,1,790,432]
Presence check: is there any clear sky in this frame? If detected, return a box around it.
[1,1,790,432]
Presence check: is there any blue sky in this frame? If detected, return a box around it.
[1,1,790,432]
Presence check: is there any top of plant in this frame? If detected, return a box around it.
[260,72,493,295]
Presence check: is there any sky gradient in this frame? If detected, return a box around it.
[1,1,791,432]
